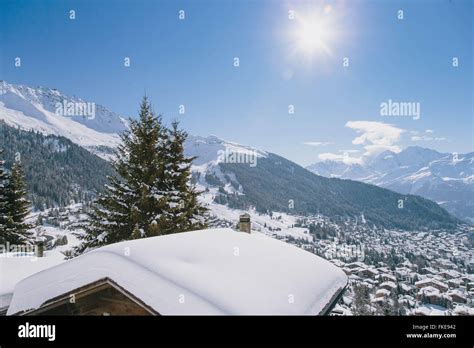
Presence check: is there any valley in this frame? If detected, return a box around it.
[1,80,472,317]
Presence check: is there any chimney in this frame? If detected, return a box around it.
[239,213,251,233]
[35,240,44,258]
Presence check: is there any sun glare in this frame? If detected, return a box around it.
[296,18,331,56]
[288,5,337,62]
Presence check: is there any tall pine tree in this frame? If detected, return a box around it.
[4,156,32,244]
[163,121,207,232]
[75,97,207,254]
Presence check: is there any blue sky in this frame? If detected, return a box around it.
[1,0,472,166]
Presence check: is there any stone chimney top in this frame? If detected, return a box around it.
[35,240,45,258]
[239,214,251,233]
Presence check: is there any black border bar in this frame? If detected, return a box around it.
[0,316,472,346]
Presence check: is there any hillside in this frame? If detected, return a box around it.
[0,122,114,210]
[215,153,459,231]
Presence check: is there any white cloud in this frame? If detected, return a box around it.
[314,121,404,165]
[314,123,448,165]
[303,141,333,147]
[318,152,362,165]
[345,121,404,156]
[411,135,446,142]
[409,128,446,141]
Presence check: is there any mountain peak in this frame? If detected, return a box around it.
[403,145,442,155]
[0,81,128,135]
[0,81,128,158]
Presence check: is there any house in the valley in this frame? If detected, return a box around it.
[447,289,468,304]
[378,273,397,283]
[417,286,443,306]
[415,278,449,293]
[379,281,397,292]
[421,267,438,276]
[395,268,415,283]
[357,268,379,280]
[437,270,461,281]
[6,228,348,316]
[448,278,463,289]
[375,288,391,298]
[399,283,414,295]
[452,304,474,316]
[414,304,449,316]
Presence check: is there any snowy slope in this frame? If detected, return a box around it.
[0,81,127,158]
[307,147,474,222]
[8,228,347,315]
[186,134,268,195]
[201,189,313,242]
[186,134,267,166]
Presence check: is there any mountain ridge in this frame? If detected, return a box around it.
[307,147,474,222]
[0,81,127,159]
[0,81,464,230]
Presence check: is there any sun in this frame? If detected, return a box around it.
[295,17,331,56]
[288,5,337,62]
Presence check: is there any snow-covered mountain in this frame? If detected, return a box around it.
[0,81,461,230]
[185,134,267,191]
[0,81,266,165]
[185,134,268,166]
[182,135,459,231]
[307,147,474,222]
[0,81,127,158]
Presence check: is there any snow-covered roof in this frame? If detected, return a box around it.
[418,286,440,297]
[0,251,66,309]
[453,304,474,316]
[346,261,366,269]
[7,228,347,315]
[400,283,412,292]
[447,289,467,300]
[438,269,461,279]
[379,281,397,289]
[364,268,379,275]
[379,273,396,281]
[413,304,449,316]
[375,288,391,296]
[415,278,448,290]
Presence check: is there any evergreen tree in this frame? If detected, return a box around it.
[0,148,9,243]
[352,283,372,315]
[391,290,404,315]
[162,121,207,233]
[75,97,207,254]
[4,157,32,244]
